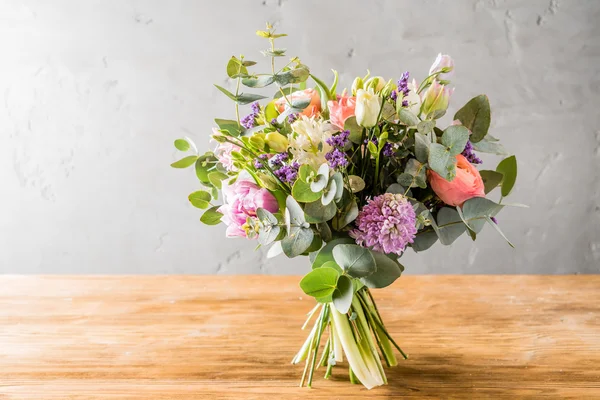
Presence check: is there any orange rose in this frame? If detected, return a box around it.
[274,88,320,118]
[428,154,485,206]
[327,95,356,129]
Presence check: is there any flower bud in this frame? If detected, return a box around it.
[429,53,454,79]
[265,132,289,152]
[421,80,453,117]
[355,88,381,128]
[364,76,386,93]
[351,77,363,96]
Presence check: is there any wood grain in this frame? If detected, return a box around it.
[0,276,598,399]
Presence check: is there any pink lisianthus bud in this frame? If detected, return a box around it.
[327,95,356,130]
[218,179,279,238]
[429,53,454,79]
[422,80,453,117]
[274,88,321,118]
[427,154,485,206]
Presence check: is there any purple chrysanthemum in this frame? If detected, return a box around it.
[462,140,482,164]
[350,193,417,255]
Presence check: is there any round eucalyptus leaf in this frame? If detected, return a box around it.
[332,275,354,314]
[360,250,402,289]
[321,179,337,206]
[312,237,355,269]
[332,244,376,278]
[299,267,340,298]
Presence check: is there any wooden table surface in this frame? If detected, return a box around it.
[0,276,598,399]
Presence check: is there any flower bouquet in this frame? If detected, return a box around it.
[170,24,520,389]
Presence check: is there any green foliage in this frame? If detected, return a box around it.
[214,84,267,105]
[304,199,337,223]
[411,230,438,252]
[188,190,211,209]
[471,134,508,155]
[453,95,491,143]
[242,75,275,88]
[417,120,435,135]
[332,244,376,278]
[174,139,190,151]
[273,66,310,86]
[208,171,228,189]
[292,179,322,203]
[226,56,248,78]
[496,155,517,197]
[479,170,504,194]
[428,125,469,181]
[414,132,430,163]
[200,206,223,226]
[430,207,466,245]
[321,179,337,206]
[400,159,427,189]
[360,250,403,289]
[299,267,339,298]
[332,196,358,231]
[257,208,281,246]
[344,117,363,144]
[214,119,242,137]
[310,163,329,192]
[332,275,353,314]
[459,197,504,234]
[397,108,419,127]
[441,125,470,155]
[281,226,314,258]
[348,175,365,193]
[171,155,198,169]
[311,238,355,269]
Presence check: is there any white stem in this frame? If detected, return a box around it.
[331,319,343,363]
[292,322,317,364]
[352,296,386,384]
[330,307,383,389]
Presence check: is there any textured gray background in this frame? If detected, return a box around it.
[1,0,598,274]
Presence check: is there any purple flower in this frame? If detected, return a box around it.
[269,152,289,168]
[325,148,349,169]
[461,140,482,164]
[274,161,299,183]
[491,216,498,224]
[326,130,350,148]
[288,113,298,124]
[250,101,261,114]
[241,102,262,129]
[391,71,410,102]
[350,193,417,255]
[253,159,264,169]
[382,142,395,157]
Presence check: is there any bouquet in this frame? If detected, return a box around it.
[170,24,520,389]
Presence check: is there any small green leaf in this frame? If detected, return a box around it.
[348,175,365,193]
[242,75,275,88]
[174,139,190,151]
[344,117,362,144]
[171,155,198,169]
[441,125,470,156]
[496,155,517,197]
[292,179,322,203]
[188,190,211,209]
[261,48,287,57]
[304,199,337,223]
[330,172,344,202]
[226,56,248,78]
[479,170,504,194]
[237,93,268,105]
[299,267,339,298]
[310,163,329,192]
[431,208,466,245]
[417,120,435,135]
[454,95,491,143]
[360,250,403,289]
[411,230,438,252]
[273,67,310,86]
[264,101,279,121]
[332,244,376,278]
[208,171,228,189]
[461,197,504,233]
[428,143,454,180]
[332,198,358,231]
[285,196,306,226]
[214,119,241,137]
[397,108,420,127]
[332,275,353,314]
[214,84,238,101]
[414,132,430,163]
[321,260,343,274]
[282,227,314,258]
[200,206,223,225]
[312,238,355,269]
[321,179,337,206]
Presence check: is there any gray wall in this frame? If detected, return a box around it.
[1,0,598,274]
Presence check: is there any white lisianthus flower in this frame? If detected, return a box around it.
[404,79,422,116]
[289,115,334,170]
[355,88,381,128]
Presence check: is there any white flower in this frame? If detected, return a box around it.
[289,115,334,170]
[355,88,381,128]
[429,53,454,79]
[404,79,422,116]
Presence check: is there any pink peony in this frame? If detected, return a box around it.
[215,138,240,172]
[328,95,356,130]
[218,179,279,238]
[428,154,485,207]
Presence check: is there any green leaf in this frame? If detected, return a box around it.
[386,183,405,194]
[316,222,332,242]
[471,135,509,155]
[257,208,280,246]
[188,190,211,209]
[200,206,223,225]
[321,260,343,274]
[310,163,329,192]
[304,199,337,223]
[367,141,378,157]
[428,143,454,180]
[441,125,470,156]
[226,56,248,79]
[344,117,363,144]
[332,275,353,314]
[321,179,337,206]
[299,267,339,298]
[411,230,438,252]
[417,120,435,135]
[195,158,210,184]
[242,60,257,67]
[454,95,491,143]
[264,101,279,121]
[348,175,365,193]
[312,238,355,269]
[261,48,287,57]
[281,227,314,258]
[479,170,504,194]
[332,244,376,278]
[431,208,466,245]
[208,171,228,189]
[292,179,321,203]
[214,84,238,101]
[404,159,427,188]
[360,250,402,289]
[414,132,430,163]
[397,108,419,127]
[496,155,517,197]
[174,139,190,151]
[285,196,306,229]
[461,197,504,233]
[485,216,514,248]
[237,93,268,105]
[273,67,310,86]
[242,75,275,88]
[330,172,344,203]
[332,198,358,231]
[214,119,241,137]
[171,155,198,169]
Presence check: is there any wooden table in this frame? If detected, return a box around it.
[0,276,598,399]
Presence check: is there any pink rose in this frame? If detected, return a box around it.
[428,154,485,206]
[274,88,321,118]
[327,95,356,129]
[218,179,279,238]
[215,138,240,172]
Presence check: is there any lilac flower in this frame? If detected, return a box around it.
[253,159,264,169]
[382,142,395,157]
[274,161,299,183]
[269,152,289,168]
[241,102,261,129]
[326,130,350,148]
[288,113,298,124]
[461,140,482,164]
[250,102,261,114]
[391,71,410,103]
[325,148,349,169]
[350,193,417,255]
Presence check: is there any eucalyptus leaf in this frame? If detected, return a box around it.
[441,125,470,156]
[485,216,514,247]
[397,108,419,127]
[281,227,314,258]
[472,135,509,155]
[417,120,435,135]
[332,199,358,231]
[237,93,268,105]
[428,143,454,181]
[321,179,337,206]
[496,155,517,197]
[304,199,337,223]
[321,260,343,274]
[174,139,190,151]
[214,118,242,137]
[312,237,355,269]
[316,222,332,242]
[454,95,491,143]
[411,230,438,252]
[360,250,403,289]
[242,75,275,88]
[299,267,339,298]
[226,56,248,78]
[479,170,504,194]
[332,244,376,278]
[285,196,306,226]
[330,172,344,202]
[344,117,363,144]
[188,190,211,209]
[414,132,430,163]
[332,275,354,314]
[208,171,228,189]
[348,175,365,193]
[431,208,466,245]
[386,183,405,194]
[171,155,198,169]
[267,241,283,258]
[292,179,322,203]
[214,84,238,102]
[200,206,222,226]
[273,67,310,85]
